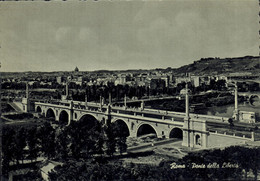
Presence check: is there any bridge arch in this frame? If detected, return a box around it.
[112,119,130,137]
[137,123,158,137]
[59,110,70,126]
[78,113,99,123]
[169,127,183,139]
[249,94,260,107]
[77,114,100,130]
[46,108,55,120]
[36,106,42,113]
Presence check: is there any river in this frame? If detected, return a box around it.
[196,102,260,118]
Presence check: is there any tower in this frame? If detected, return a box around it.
[61,81,69,100]
[182,79,208,148]
[182,82,191,147]
[233,82,239,121]
[66,82,69,99]
[22,82,31,112]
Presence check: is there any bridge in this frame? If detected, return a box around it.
[15,82,256,149]
[34,99,215,148]
[32,98,255,149]
[238,92,260,107]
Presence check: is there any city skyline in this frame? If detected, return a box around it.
[0,0,258,72]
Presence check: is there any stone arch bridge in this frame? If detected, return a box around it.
[33,100,235,148]
[35,100,186,139]
[35,100,231,147]
[238,92,260,107]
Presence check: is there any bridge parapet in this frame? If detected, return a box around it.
[35,102,69,109]
[209,130,253,141]
[111,111,184,125]
[190,114,229,123]
[207,130,254,148]
[110,106,229,123]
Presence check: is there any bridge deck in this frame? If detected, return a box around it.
[35,100,230,124]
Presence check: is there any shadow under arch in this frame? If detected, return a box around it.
[36,106,42,113]
[249,95,260,107]
[169,127,183,139]
[112,119,130,137]
[59,110,69,126]
[77,114,100,130]
[137,124,157,137]
[46,108,55,120]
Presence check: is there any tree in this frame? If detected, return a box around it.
[110,121,128,155]
[55,127,69,160]
[38,122,56,159]
[2,126,16,173]
[94,125,105,156]
[71,119,102,158]
[14,127,27,164]
[67,122,82,159]
[27,126,39,162]
[116,137,127,155]
[104,125,116,157]
[250,148,260,181]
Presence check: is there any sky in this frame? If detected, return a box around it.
[0,0,258,72]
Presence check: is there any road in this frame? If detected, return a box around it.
[127,138,181,153]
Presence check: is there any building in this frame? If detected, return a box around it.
[56,76,63,84]
[115,74,133,85]
[190,76,213,87]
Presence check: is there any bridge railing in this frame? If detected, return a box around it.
[209,130,253,141]
[35,102,70,109]
[191,114,229,122]
[111,107,185,124]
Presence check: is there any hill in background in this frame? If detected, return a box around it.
[174,56,260,76]
[2,56,259,77]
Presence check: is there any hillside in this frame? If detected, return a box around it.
[2,56,259,78]
[174,56,260,76]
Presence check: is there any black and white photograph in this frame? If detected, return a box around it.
[0,0,260,180]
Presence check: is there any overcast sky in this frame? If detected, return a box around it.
[0,0,258,72]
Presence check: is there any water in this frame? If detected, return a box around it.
[196,102,260,118]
